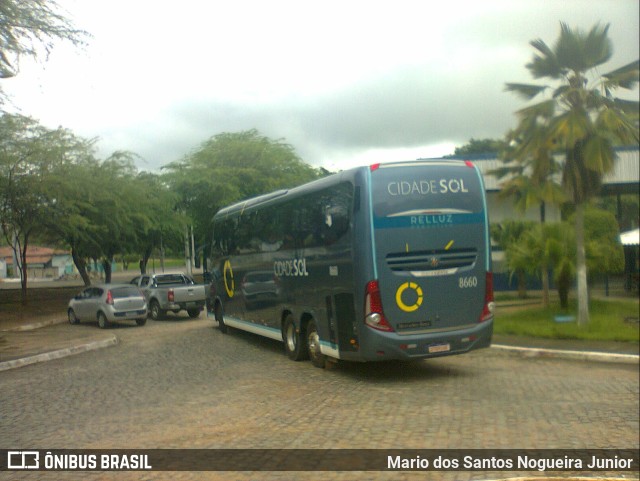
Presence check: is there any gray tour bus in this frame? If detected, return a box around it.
[207,159,494,367]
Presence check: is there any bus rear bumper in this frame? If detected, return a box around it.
[355,320,493,362]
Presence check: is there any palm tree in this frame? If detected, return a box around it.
[491,220,535,299]
[505,23,639,325]
[508,222,576,309]
[492,126,566,307]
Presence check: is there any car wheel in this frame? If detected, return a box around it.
[136,317,147,326]
[149,300,164,320]
[97,312,109,329]
[68,308,80,325]
[187,309,200,319]
[307,319,326,368]
[283,315,308,361]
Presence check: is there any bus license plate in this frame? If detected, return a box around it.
[428,343,450,354]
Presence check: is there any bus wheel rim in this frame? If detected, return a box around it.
[286,323,297,351]
[308,330,321,361]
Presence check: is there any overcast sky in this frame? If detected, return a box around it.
[3,0,639,172]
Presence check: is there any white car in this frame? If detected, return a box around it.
[68,284,148,329]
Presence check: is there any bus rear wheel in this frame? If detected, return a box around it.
[284,315,307,361]
[306,319,326,368]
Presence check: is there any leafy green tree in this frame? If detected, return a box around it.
[0,113,93,300]
[491,220,535,298]
[596,194,639,232]
[44,153,186,284]
[49,152,174,284]
[130,171,185,275]
[446,138,506,158]
[507,208,625,310]
[505,23,639,325]
[581,206,625,278]
[0,0,89,106]
[163,129,323,269]
[492,125,566,307]
[507,222,575,309]
[48,158,103,285]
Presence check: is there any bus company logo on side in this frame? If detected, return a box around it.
[395,281,424,312]
[223,260,235,297]
[387,178,469,196]
[274,258,309,277]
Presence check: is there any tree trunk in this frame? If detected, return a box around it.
[575,203,590,325]
[141,245,153,274]
[541,264,550,308]
[540,201,550,308]
[71,247,92,286]
[19,236,29,306]
[517,270,527,299]
[102,258,113,284]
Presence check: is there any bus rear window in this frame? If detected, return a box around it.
[371,163,483,217]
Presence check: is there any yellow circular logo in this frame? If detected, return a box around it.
[223,260,235,298]
[395,282,423,312]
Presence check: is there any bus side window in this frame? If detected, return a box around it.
[322,183,352,246]
[258,205,284,252]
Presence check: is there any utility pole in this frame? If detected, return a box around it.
[184,225,192,276]
[190,225,196,274]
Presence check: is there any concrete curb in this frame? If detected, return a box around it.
[0,335,118,372]
[492,344,639,365]
[1,318,67,332]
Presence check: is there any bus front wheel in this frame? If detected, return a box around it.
[284,315,307,361]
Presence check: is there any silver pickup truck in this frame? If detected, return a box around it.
[130,273,207,320]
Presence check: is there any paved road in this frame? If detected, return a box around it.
[1,316,638,481]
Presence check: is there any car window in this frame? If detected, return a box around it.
[130,276,140,285]
[141,276,150,286]
[111,287,143,299]
[155,275,185,285]
[91,288,103,298]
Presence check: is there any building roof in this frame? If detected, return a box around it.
[0,246,69,266]
[452,146,639,193]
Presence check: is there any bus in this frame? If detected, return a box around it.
[207,159,494,367]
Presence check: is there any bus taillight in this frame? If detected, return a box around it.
[364,280,394,332]
[480,272,495,322]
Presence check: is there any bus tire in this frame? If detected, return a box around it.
[284,315,307,361]
[306,319,326,369]
[215,303,228,334]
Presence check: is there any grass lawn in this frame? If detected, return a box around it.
[495,298,640,342]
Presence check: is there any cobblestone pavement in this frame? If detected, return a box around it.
[1,317,638,481]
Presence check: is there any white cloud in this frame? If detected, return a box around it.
[3,0,638,172]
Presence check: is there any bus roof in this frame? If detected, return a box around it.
[215,189,289,218]
[213,158,476,219]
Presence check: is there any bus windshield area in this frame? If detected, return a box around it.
[371,163,483,219]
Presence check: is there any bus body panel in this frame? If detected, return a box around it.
[354,161,492,361]
[210,173,358,357]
